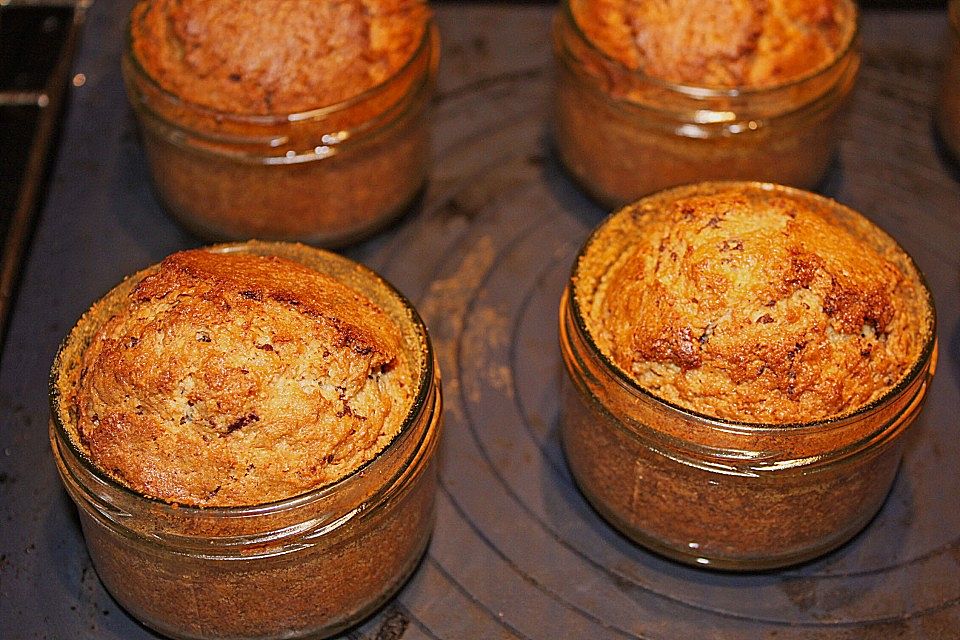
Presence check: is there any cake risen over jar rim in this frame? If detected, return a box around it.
[49,241,436,514]
[123,4,436,124]
[559,0,859,98]
[568,181,937,432]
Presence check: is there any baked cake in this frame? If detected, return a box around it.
[71,248,413,506]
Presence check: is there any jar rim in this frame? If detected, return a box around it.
[567,181,938,434]
[49,241,437,516]
[558,0,860,100]
[122,14,437,126]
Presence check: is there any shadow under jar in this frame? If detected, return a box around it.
[938,0,960,160]
[558,183,937,571]
[121,18,439,246]
[551,0,861,209]
[50,242,443,639]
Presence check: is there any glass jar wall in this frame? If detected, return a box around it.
[50,242,443,639]
[558,183,937,570]
[122,19,439,246]
[551,0,861,209]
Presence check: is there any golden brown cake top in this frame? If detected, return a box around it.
[570,0,855,88]
[71,249,414,507]
[130,0,430,114]
[576,183,932,424]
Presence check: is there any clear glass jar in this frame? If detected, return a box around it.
[938,0,960,159]
[551,0,861,209]
[121,20,439,246]
[49,242,443,639]
[558,184,937,570]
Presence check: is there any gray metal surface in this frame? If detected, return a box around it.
[1,3,958,638]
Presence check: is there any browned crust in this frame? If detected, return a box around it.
[72,249,413,506]
[570,0,855,88]
[130,0,431,114]
[580,184,932,423]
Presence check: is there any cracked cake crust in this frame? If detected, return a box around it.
[570,0,855,89]
[130,0,431,114]
[576,183,932,424]
[71,248,413,506]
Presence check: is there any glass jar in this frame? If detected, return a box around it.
[938,0,960,159]
[121,19,439,246]
[551,0,861,209]
[49,242,443,639]
[558,183,937,570]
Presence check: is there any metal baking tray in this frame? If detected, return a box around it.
[1,2,958,638]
